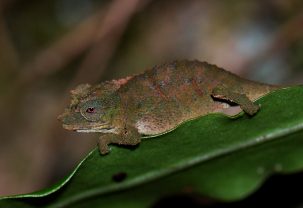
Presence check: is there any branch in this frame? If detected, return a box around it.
[69,0,149,87]
[16,10,105,86]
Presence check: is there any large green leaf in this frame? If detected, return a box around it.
[1,86,303,208]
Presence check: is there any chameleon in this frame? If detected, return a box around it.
[58,60,279,155]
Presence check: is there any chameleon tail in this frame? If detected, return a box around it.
[241,80,281,101]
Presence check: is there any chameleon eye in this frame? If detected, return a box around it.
[86,107,96,113]
[80,100,102,121]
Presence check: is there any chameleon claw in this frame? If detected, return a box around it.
[98,141,110,155]
[245,103,260,116]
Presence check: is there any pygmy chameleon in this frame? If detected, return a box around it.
[58,60,279,155]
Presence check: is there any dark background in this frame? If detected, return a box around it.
[0,0,303,205]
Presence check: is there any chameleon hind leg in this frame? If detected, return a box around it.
[98,125,141,155]
[211,86,260,116]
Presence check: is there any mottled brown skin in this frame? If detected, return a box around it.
[58,60,279,155]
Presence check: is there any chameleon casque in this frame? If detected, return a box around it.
[58,60,279,154]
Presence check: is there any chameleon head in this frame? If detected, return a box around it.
[58,83,121,133]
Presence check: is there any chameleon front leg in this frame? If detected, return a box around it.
[98,125,141,155]
[212,86,260,116]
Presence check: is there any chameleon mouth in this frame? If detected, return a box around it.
[76,125,118,134]
[58,110,112,132]
[62,123,111,132]
[76,128,116,133]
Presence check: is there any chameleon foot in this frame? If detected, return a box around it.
[98,134,116,155]
[212,86,260,116]
[98,126,141,155]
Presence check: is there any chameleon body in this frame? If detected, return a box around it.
[58,60,278,154]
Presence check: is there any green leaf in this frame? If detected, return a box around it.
[1,86,303,208]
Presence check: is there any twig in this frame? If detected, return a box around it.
[70,0,149,87]
[0,15,19,72]
[16,9,105,87]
